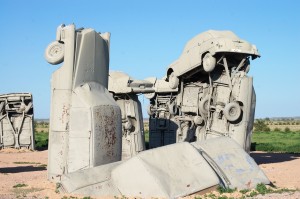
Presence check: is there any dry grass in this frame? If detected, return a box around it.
[268,125,300,131]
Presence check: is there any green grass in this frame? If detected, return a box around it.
[144,130,149,149]
[252,131,300,153]
[35,132,48,150]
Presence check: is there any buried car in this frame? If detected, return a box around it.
[166,30,260,89]
[146,30,258,152]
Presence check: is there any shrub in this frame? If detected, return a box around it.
[284,127,291,132]
[254,120,270,132]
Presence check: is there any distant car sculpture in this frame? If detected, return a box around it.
[147,30,258,152]
[0,93,34,149]
[45,24,269,198]
[108,71,153,159]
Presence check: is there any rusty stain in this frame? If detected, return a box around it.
[95,105,119,157]
[61,104,70,125]
[245,180,252,189]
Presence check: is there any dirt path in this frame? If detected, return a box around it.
[0,149,299,198]
[251,152,300,189]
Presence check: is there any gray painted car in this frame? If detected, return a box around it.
[108,71,153,159]
[147,30,258,153]
[0,93,34,150]
[166,30,260,89]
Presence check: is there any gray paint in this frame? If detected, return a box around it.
[45,24,269,198]
[0,93,34,150]
[60,138,269,198]
[46,24,121,182]
[108,71,153,159]
[147,30,258,152]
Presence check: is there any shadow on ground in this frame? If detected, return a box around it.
[251,152,300,165]
[0,166,46,173]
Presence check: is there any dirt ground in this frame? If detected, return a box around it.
[0,149,300,199]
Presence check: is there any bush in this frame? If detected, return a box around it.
[254,120,270,132]
[35,132,49,150]
[284,127,291,132]
[273,127,280,132]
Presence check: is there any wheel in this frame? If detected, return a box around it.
[199,96,210,115]
[124,121,132,130]
[168,72,179,89]
[0,102,4,113]
[203,53,216,72]
[147,104,154,116]
[169,103,178,115]
[144,92,155,99]
[223,102,241,122]
[45,41,64,65]
[193,116,204,125]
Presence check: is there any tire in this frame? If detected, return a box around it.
[199,96,210,115]
[203,53,216,72]
[147,104,154,116]
[144,92,155,99]
[45,41,64,65]
[223,102,241,122]
[168,72,179,89]
[193,116,204,125]
[169,103,178,115]
[0,102,4,113]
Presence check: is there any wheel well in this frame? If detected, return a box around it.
[167,68,174,81]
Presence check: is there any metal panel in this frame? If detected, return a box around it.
[192,137,270,189]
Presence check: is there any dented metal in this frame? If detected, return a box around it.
[60,137,269,198]
[0,93,34,150]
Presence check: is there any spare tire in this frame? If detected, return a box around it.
[199,96,210,115]
[168,72,179,89]
[203,53,216,72]
[147,104,154,116]
[193,116,204,125]
[0,102,4,113]
[223,102,241,122]
[169,103,178,115]
[144,92,155,100]
[45,41,64,65]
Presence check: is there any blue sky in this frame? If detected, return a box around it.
[0,0,299,119]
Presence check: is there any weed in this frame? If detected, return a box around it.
[217,186,236,194]
[239,189,249,194]
[247,190,258,197]
[13,184,28,188]
[55,183,61,193]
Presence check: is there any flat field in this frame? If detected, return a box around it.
[252,131,300,153]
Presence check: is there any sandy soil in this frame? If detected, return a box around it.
[0,149,299,199]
